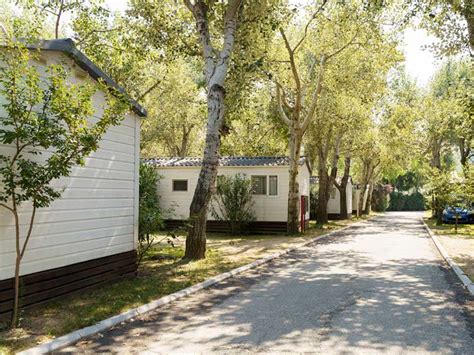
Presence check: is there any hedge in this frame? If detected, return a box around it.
[388,191,426,211]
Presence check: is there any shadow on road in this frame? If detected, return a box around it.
[68,212,473,354]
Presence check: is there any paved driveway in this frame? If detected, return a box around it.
[63,212,473,354]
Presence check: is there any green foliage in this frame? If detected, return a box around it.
[428,168,464,209]
[138,163,175,264]
[371,184,390,212]
[211,174,256,235]
[139,163,163,240]
[388,191,426,211]
[415,0,473,56]
[392,171,424,192]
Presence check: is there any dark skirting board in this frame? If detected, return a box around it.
[0,250,137,321]
[165,219,290,234]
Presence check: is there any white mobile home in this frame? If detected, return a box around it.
[327,178,353,219]
[147,156,311,233]
[0,39,144,318]
[352,184,370,216]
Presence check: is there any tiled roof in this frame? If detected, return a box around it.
[144,156,307,168]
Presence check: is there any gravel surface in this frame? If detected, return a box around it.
[61,212,473,354]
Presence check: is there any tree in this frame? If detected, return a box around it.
[0,40,127,327]
[431,59,473,172]
[141,58,205,158]
[417,0,473,56]
[180,0,245,259]
[178,0,280,259]
[272,1,368,231]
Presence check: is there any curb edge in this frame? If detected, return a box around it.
[18,218,370,355]
[421,218,474,296]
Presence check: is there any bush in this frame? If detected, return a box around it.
[138,164,167,263]
[371,184,391,212]
[388,191,426,211]
[211,174,256,235]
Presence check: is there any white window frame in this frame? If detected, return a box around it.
[268,175,279,197]
[172,179,188,192]
[251,175,279,197]
[251,175,267,195]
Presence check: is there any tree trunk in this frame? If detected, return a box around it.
[358,184,366,216]
[431,141,443,224]
[316,149,329,225]
[436,205,443,225]
[364,182,374,215]
[336,155,351,219]
[183,0,241,260]
[185,84,225,260]
[358,162,369,216]
[287,127,302,233]
[11,204,20,328]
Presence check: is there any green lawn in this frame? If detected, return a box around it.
[0,216,369,354]
[424,216,474,239]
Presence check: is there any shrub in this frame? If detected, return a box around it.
[371,184,391,212]
[139,164,173,263]
[388,191,426,211]
[406,192,426,211]
[211,174,256,235]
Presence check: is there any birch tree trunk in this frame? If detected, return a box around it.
[364,182,374,215]
[184,0,242,260]
[185,84,225,259]
[287,125,302,233]
[336,155,351,219]
[358,160,372,216]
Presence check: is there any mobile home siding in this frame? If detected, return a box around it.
[157,163,311,223]
[327,180,353,216]
[298,163,311,221]
[0,51,139,281]
[158,166,290,222]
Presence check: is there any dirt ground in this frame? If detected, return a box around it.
[437,234,474,280]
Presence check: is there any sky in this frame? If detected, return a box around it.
[103,0,439,88]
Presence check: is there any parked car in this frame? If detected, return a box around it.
[442,204,474,224]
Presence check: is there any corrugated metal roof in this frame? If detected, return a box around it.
[144,156,307,168]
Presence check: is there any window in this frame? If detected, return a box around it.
[172,179,188,191]
[251,176,267,195]
[330,187,337,199]
[269,175,278,196]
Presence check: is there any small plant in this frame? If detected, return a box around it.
[211,174,256,235]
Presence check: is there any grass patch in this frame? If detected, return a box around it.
[423,217,474,239]
[423,216,474,281]
[0,216,369,354]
